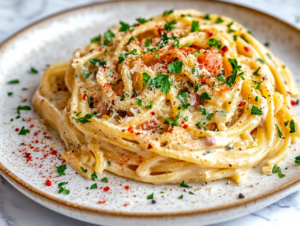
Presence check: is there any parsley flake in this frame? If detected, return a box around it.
[136,98,142,106]
[208,38,222,49]
[191,21,200,32]
[81,167,87,173]
[295,156,300,165]
[8,79,19,84]
[200,92,211,100]
[272,165,285,178]
[257,58,265,64]
[163,9,173,16]
[276,124,282,138]
[119,21,130,31]
[147,193,154,199]
[215,17,224,24]
[290,120,296,133]
[180,180,190,187]
[56,164,67,176]
[164,21,177,31]
[73,112,97,124]
[91,172,98,181]
[167,60,183,74]
[101,177,108,183]
[251,105,262,115]
[103,30,115,45]
[30,67,38,74]
[89,59,106,66]
[90,183,97,189]
[178,195,184,199]
[18,126,30,135]
[17,105,31,114]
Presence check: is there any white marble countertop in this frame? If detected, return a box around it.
[1,0,300,225]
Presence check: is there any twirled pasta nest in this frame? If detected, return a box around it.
[33,9,300,184]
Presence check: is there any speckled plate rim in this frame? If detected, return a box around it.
[1,0,300,219]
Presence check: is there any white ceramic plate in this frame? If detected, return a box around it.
[1,1,300,225]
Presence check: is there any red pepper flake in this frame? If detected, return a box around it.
[198,65,203,70]
[153,91,156,94]
[98,200,106,204]
[24,152,32,162]
[29,124,34,129]
[183,124,188,129]
[15,128,20,132]
[128,127,134,134]
[103,186,110,192]
[83,94,88,100]
[102,65,108,70]
[135,132,141,135]
[238,101,245,107]
[148,144,153,149]
[287,91,291,95]
[124,185,130,190]
[168,129,173,133]
[221,46,228,55]
[201,79,206,85]
[136,23,141,27]
[291,100,299,105]
[46,179,52,186]
[151,112,155,116]
[205,30,213,37]
[124,204,128,207]
[244,46,250,52]
[287,106,290,110]
[158,28,164,36]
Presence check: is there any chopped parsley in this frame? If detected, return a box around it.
[163,20,177,31]
[204,14,210,20]
[163,9,173,16]
[255,96,258,102]
[58,182,70,194]
[217,58,242,89]
[118,57,124,64]
[136,18,149,24]
[103,30,115,45]
[101,177,108,183]
[272,165,285,178]
[206,113,213,120]
[91,35,101,43]
[208,38,222,49]
[164,112,180,127]
[82,70,92,79]
[81,167,87,173]
[167,60,183,74]
[189,191,194,195]
[119,21,130,31]
[120,93,129,101]
[145,101,153,109]
[225,145,234,150]
[89,59,106,66]
[136,98,142,106]
[177,91,190,110]
[276,124,282,138]
[252,80,263,90]
[290,120,296,133]
[8,79,19,84]
[17,105,31,114]
[284,120,289,126]
[215,17,224,23]
[18,126,30,135]
[251,105,262,115]
[146,73,172,94]
[73,112,97,124]
[257,58,265,64]
[30,67,38,74]
[200,92,211,100]
[193,51,200,56]
[91,172,98,181]
[180,180,190,187]
[178,195,184,199]
[194,81,201,92]
[7,92,13,96]
[147,193,154,199]
[295,156,300,165]
[191,21,200,32]
[144,38,152,47]
[266,53,272,59]
[240,36,249,43]
[90,183,97,189]
[56,164,67,176]
[196,121,207,131]
[127,36,136,45]
[183,116,188,122]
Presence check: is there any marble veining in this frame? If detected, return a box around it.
[0,0,300,225]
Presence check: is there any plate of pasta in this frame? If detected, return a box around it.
[1,0,300,225]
